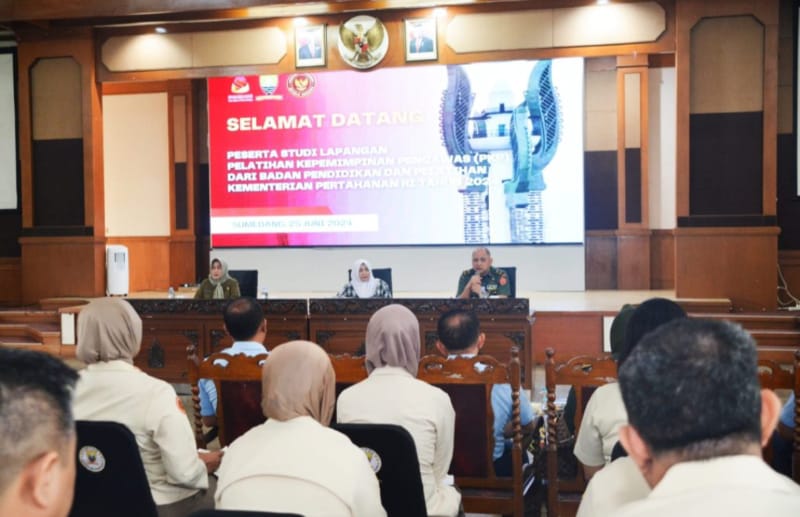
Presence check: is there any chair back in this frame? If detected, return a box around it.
[496,266,516,298]
[348,267,393,292]
[329,353,369,422]
[228,270,258,297]
[188,350,268,447]
[69,420,157,517]
[417,349,525,517]
[544,348,617,517]
[332,423,428,517]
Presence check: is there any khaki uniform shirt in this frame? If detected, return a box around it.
[337,366,461,517]
[577,457,650,517]
[614,455,800,516]
[574,382,628,467]
[73,361,209,506]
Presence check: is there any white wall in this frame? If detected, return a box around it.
[648,67,676,230]
[103,93,171,236]
[0,53,16,210]
[213,245,585,297]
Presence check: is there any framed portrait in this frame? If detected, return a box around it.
[404,18,437,62]
[295,24,326,68]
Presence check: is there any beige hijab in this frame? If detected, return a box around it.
[76,298,142,364]
[261,340,336,425]
[365,304,420,376]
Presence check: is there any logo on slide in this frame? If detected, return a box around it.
[287,73,316,98]
[256,75,283,101]
[230,76,250,94]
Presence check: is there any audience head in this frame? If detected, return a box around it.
[261,340,335,426]
[617,298,686,367]
[0,349,79,517]
[353,258,374,283]
[365,304,420,376]
[209,257,228,282]
[609,304,635,359]
[619,319,780,479]
[224,297,266,342]
[471,247,493,276]
[436,308,484,355]
[77,298,142,364]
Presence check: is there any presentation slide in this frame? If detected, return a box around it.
[208,58,584,247]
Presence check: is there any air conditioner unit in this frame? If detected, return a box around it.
[106,245,129,296]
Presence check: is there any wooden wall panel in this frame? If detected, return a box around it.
[675,226,779,310]
[170,235,196,287]
[106,236,170,291]
[585,230,617,289]
[650,229,674,288]
[532,311,610,363]
[0,257,21,306]
[616,229,651,289]
[19,237,105,304]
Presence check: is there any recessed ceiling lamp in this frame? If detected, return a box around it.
[154,26,167,34]
[597,0,610,4]
[293,17,309,27]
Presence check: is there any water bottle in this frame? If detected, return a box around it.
[260,287,269,299]
[168,286,175,299]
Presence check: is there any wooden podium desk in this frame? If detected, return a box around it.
[309,298,532,387]
[126,299,308,383]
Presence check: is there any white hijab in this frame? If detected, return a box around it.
[351,258,380,298]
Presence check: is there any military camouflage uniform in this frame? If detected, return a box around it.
[456,267,511,298]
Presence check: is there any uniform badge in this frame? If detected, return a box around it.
[499,276,507,286]
[176,396,186,414]
[78,445,106,473]
[360,446,382,473]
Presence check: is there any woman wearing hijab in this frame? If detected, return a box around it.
[337,259,392,298]
[215,340,385,516]
[72,298,221,517]
[337,305,461,517]
[194,257,241,299]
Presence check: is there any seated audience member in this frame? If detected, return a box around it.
[337,258,392,298]
[574,298,686,480]
[0,349,79,517]
[215,340,385,517]
[563,304,634,436]
[615,319,800,516]
[197,297,269,428]
[457,247,510,299]
[576,454,650,517]
[337,304,461,517]
[435,308,536,476]
[72,298,221,517]
[194,257,241,299]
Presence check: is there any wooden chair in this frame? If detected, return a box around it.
[188,350,268,447]
[544,348,618,517]
[417,348,525,517]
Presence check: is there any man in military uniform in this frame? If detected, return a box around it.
[457,247,511,298]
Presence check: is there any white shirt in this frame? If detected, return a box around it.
[73,360,208,505]
[215,416,386,517]
[614,455,800,516]
[574,382,627,467]
[336,366,461,517]
[577,457,650,517]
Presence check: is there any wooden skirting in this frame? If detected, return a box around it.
[675,226,780,311]
[0,258,22,306]
[20,236,105,305]
[585,231,617,289]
